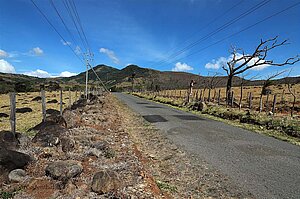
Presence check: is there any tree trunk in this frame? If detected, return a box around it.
[226,75,233,105]
[259,93,263,113]
[291,96,296,117]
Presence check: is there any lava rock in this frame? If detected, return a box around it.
[62,109,80,128]
[198,102,207,111]
[46,109,60,116]
[0,113,9,118]
[61,137,75,152]
[45,161,82,180]
[47,99,58,104]
[0,131,19,149]
[16,107,32,113]
[8,169,27,182]
[32,124,67,147]
[31,96,42,101]
[91,170,120,194]
[0,147,32,173]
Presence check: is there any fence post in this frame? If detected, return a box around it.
[79,90,82,99]
[41,89,46,122]
[265,92,270,113]
[60,88,63,116]
[199,90,203,102]
[69,88,71,107]
[9,92,16,135]
[218,89,221,105]
[231,91,234,107]
[249,92,252,109]
[272,94,277,114]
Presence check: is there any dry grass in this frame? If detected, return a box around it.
[0,91,78,133]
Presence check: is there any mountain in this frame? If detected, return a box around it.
[0,64,299,93]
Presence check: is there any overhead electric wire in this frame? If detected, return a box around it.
[150,0,271,68]
[156,0,245,62]
[167,1,300,66]
[49,0,84,60]
[62,0,89,52]
[30,0,85,64]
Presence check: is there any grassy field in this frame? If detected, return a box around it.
[0,91,78,133]
[153,83,300,117]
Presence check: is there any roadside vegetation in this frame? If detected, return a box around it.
[132,90,300,146]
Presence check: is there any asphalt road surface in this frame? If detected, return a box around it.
[115,93,300,199]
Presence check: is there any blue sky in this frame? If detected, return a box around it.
[0,0,299,78]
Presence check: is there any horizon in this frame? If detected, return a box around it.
[0,0,299,79]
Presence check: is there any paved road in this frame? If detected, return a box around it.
[115,93,300,199]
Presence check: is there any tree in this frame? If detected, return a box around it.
[222,36,299,104]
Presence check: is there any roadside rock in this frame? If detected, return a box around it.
[198,102,207,111]
[91,170,120,194]
[16,133,31,149]
[32,124,67,147]
[61,137,75,152]
[0,131,19,149]
[45,161,82,180]
[8,169,28,182]
[16,107,32,113]
[62,109,80,128]
[0,147,32,173]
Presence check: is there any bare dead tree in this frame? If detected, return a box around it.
[259,71,286,113]
[206,72,223,102]
[222,36,300,104]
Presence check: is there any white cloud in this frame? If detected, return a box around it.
[205,57,228,69]
[0,59,16,73]
[59,71,77,77]
[172,62,194,72]
[205,53,270,71]
[24,69,51,78]
[30,47,44,56]
[61,40,71,46]
[99,48,120,64]
[0,49,8,58]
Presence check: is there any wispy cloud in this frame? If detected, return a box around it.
[0,49,9,58]
[29,47,44,56]
[99,48,120,64]
[172,62,194,72]
[0,59,16,73]
[205,53,270,71]
[75,46,81,55]
[61,40,71,46]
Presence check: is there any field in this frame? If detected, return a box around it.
[0,91,78,133]
[151,83,300,117]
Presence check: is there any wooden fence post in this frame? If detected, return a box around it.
[231,91,234,107]
[265,93,270,113]
[218,89,221,105]
[69,88,71,106]
[199,90,203,102]
[9,92,16,135]
[249,92,252,109]
[60,88,63,116]
[41,89,46,122]
[272,94,277,114]
[79,90,82,99]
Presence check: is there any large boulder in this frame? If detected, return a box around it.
[32,124,67,147]
[45,161,82,181]
[31,96,42,101]
[47,99,58,104]
[198,102,207,111]
[0,131,19,150]
[62,109,80,128]
[16,107,32,113]
[0,113,9,118]
[46,109,60,116]
[91,170,120,194]
[0,147,32,174]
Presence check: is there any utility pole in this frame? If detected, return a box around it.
[85,52,89,99]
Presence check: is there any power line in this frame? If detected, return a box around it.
[30,0,85,64]
[157,0,245,62]
[166,1,300,66]
[62,0,89,52]
[49,0,84,60]
[150,0,271,68]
